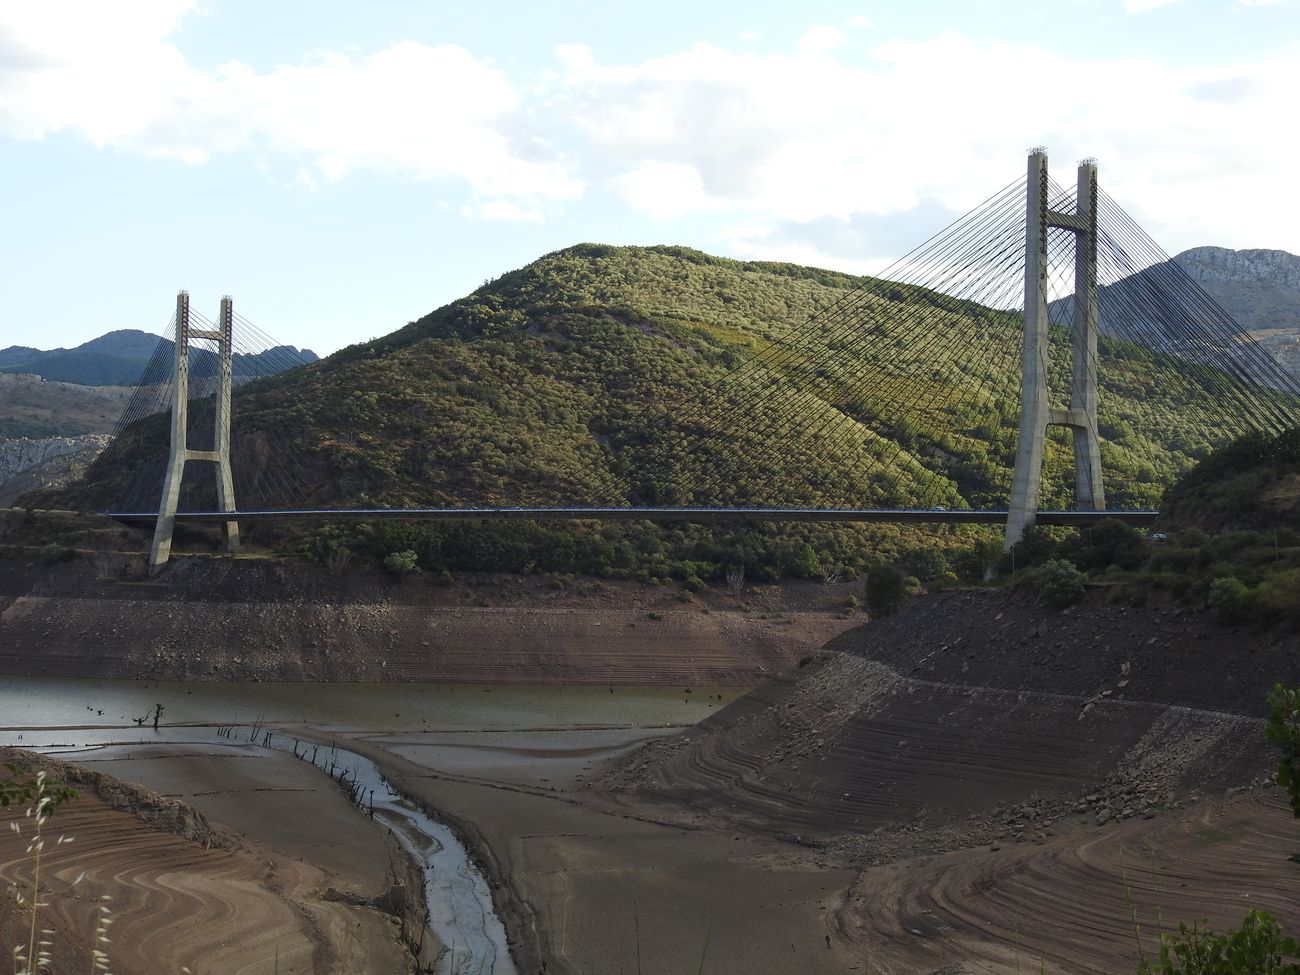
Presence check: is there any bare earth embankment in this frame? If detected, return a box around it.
[6,551,1299,974]
[585,590,1300,974]
[0,556,855,684]
[0,747,421,975]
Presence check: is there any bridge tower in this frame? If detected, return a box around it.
[148,292,241,572]
[1005,149,1105,551]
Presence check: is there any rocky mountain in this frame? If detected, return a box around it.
[0,433,111,506]
[0,331,320,503]
[1050,246,1300,380]
[1173,246,1300,375]
[0,329,319,387]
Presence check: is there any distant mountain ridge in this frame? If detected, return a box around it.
[1173,246,1300,376]
[0,328,319,387]
[1047,245,1300,381]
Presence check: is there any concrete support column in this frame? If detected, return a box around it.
[148,291,241,573]
[215,296,241,551]
[1071,162,1105,511]
[149,292,191,571]
[1005,150,1051,550]
[1005,151,1108,552]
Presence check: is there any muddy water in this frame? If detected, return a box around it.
[0,676,743,731]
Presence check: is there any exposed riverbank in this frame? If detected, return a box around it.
[0,555,857,684]
[0,742,423,974]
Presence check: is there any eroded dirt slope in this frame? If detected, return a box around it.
[595,590,1300,973]
[0,748,417,975]
[0,556,854,684]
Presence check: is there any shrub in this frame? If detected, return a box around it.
[1267,683,1300,821]
[865,564,906,617]
[1037,558,1086,607]
[382,550,421,578]
[1066,519,1147,571]
[38,542,76,565]
[1207,576,1252,625]
[1137,909,1300,974]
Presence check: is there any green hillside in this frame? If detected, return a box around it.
[65,243,1292,581]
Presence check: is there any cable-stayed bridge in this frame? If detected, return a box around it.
[59,150,1300,570]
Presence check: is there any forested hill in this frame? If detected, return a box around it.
[75,243,1276,525]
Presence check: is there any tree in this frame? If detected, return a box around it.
[1266,683,1300,821]
[1037,558,1086,608]
[865,564,906,617]
[1137,910,1300,974]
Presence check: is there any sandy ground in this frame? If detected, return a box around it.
[330,733,862,975]
[841,790,1299,974]
[0,743,422,975]
[3,586,1297,975]
[333,723,1299,975]
[7,696,1297,975]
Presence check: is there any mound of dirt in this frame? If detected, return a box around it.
[593,589,1300,972]
[835,589,1299,717]
[597,589,1296,856]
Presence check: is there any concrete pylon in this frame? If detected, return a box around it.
[1005,150,1106,551]
[148,292,241,572]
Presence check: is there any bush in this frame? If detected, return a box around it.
[1066,519,1147,571]
[1137,909,1300,974]
[1037,558,1086,607]
[383,550,421,578]
[38,542,76,564]
[865,564,906,617]
[1267,683,1300,821]
[1207,576,1252,624]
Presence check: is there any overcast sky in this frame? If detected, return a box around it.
[2,0,1296,355]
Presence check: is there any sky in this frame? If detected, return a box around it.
[2,0,1297,356]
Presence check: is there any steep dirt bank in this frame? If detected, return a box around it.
[0,556,856,683]
[836,588,1299,716]
[593,589,1300,972]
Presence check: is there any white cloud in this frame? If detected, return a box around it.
[796,25,847,52]
[1123,0,1183,10]
[611,161,719,219]
[460,199,544,222]
[552,32,1300,263]
[1,6,1297,259]
[0,3,582,209]
[846,15,872,28]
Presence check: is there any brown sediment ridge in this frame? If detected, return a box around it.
[0,747,422,975]
[592,589,1300,973]
[0,556,855,683]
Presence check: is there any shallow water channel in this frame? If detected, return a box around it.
[0,678,742,974]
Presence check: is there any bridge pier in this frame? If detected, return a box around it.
[1006,150,1106,551]
[149,292,241,572]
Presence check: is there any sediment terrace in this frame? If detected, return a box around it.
[0,748,419,975]
[0,557,855,684]
[596,590,1300,973]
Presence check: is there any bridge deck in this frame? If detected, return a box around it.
[106,507,1159,527]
